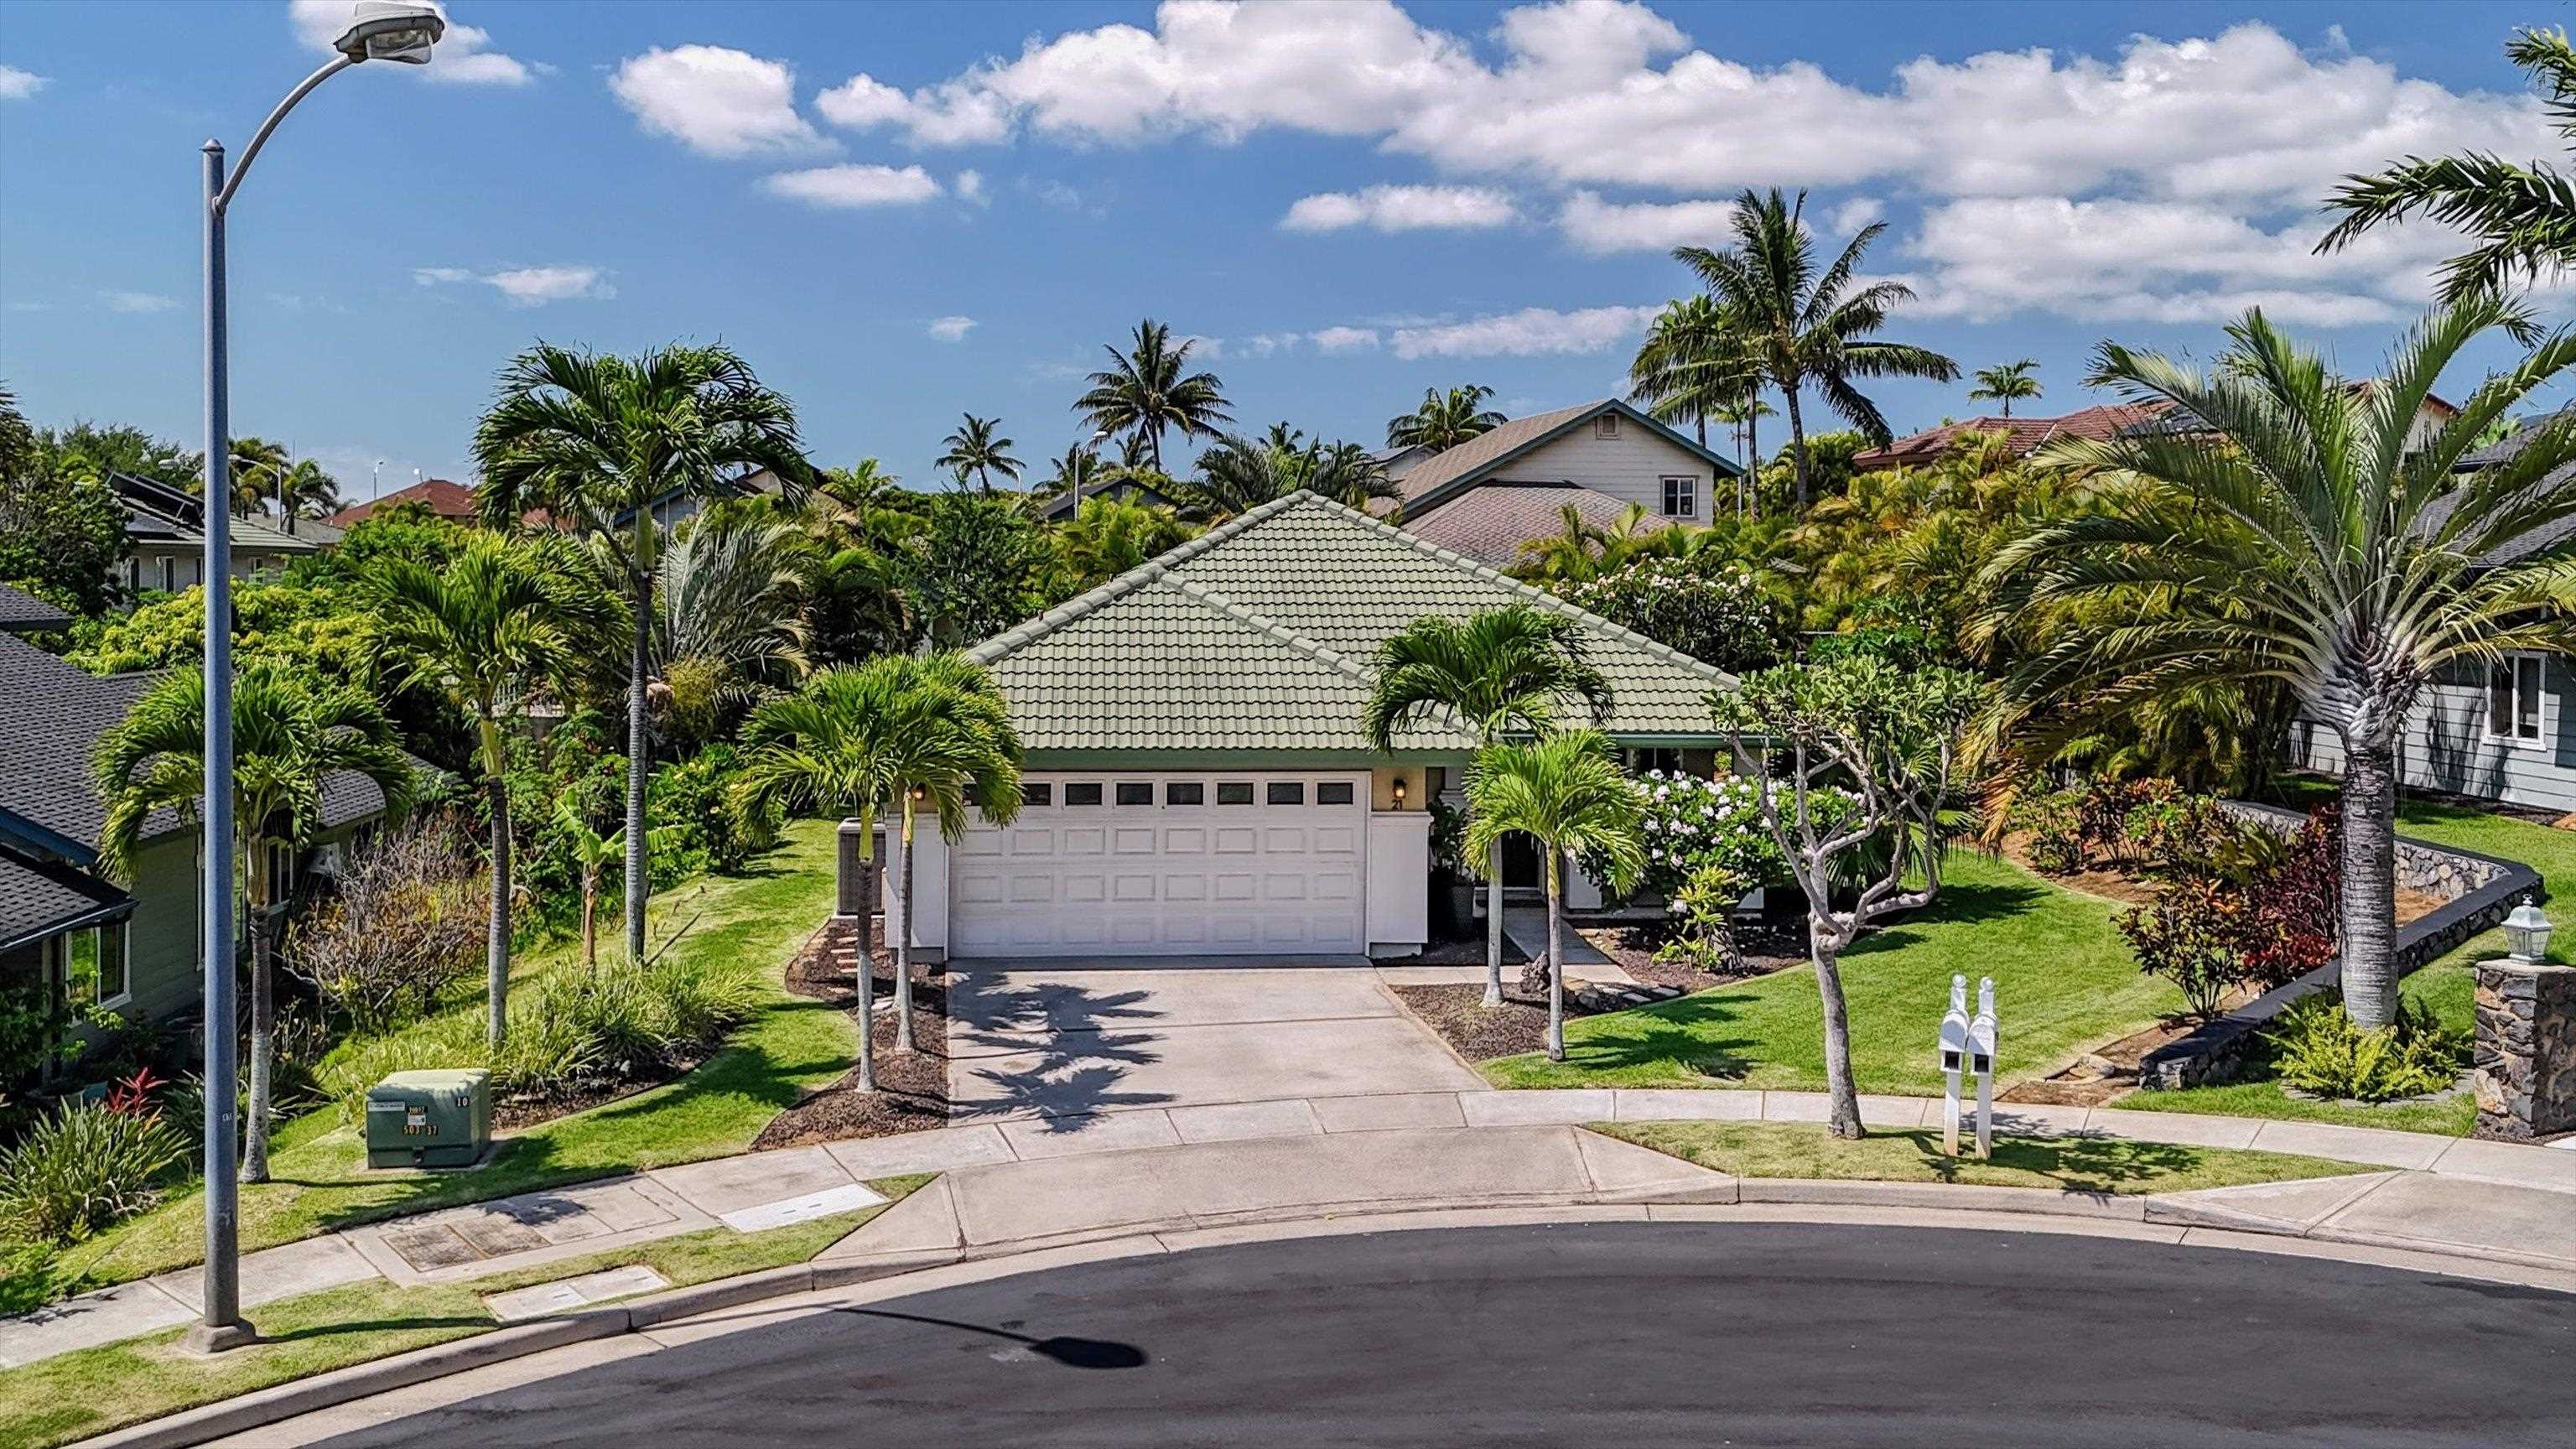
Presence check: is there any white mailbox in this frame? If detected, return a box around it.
[1968,977,1998,1160]
[1937,974,1971,1157]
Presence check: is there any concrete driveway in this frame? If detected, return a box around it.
[945,959,1486,1125]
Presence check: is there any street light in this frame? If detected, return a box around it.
[1075,427,1110,511]
[190,0,444,1357]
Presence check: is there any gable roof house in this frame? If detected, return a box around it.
[1389,399,1744,569]
[112,471,335,598]
[1849,402,2168,473]
[0,633,408,1060]
[883,491,1733,961]
[329,476,480,527]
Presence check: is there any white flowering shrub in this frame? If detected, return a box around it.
[1618,769,1828,901]
[1556,559,1789,673]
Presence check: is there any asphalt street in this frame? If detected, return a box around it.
[310,1223,2576,1448]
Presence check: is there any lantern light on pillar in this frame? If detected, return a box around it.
[2506,896,2553,963]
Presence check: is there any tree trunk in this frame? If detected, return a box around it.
[242,854,273,1184]
[485,756,511,1049]
[2340,738,2401,1029]
[1544,852,1567,1063]
[579,869,597,970]
[1483,837,1506,1007]
[853,850,877,1093]
[1783,385,1812,512]
[624,563,652,964]
[895,795,917,1053]
[1813,927,1863,1140]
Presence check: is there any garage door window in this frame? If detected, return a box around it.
[1065,782,1104,806]
[1116,782,1153,805]
[1021,782,1052,807]
[1166,782,1206,805]
[1218,782,1254,805]
[1268,781,1306,805]
[1317,781,1355,805]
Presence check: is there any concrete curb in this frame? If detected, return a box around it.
[71,1172,2573,1449]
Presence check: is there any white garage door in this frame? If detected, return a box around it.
[949,772,1368,958]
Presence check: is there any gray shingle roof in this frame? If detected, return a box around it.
[967,491,1733,756]
[0,846,130,954]
[0,581,71,632]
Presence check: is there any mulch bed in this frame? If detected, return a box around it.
[1392,983,1562,1062]
[1571,918,1802,989]
[490,1054,707,1132]
[752,915,952,1149]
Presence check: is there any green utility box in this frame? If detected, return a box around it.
[364,1068,491,1169]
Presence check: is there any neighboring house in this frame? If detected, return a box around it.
[0,633,405,1052]
[1372,443,1433,481]
[1391,399,1744,569]
[329,476,480,527]
[885,491,1732,961]
[1850,402,2166,473]
[113,471,330,595]
[2121,381,2455,454]
[1034,474,1179,521]
[0,580,72,636]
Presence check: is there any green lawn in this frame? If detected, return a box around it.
[1596,1121,2374,1195]
[1485,849,2186,1094]
[0,1175,927,1449]
[1,818,853,1314]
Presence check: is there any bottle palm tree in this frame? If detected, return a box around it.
[1675,189,1959,509]
[935,414,1023,494]
[876,654,1023,1052]
[2319,28,2576,304]
[93,662,413,1181]
[650,514,814,747]
[1628,296,1758,450]
[474,342,812,969]
[1967,360,2043,418]
[1075,319,1233,473]
[366,535,610,1043]
[1462,731,1646,1059]
[1362,606,1614,1005]
[1981,293,2576,1028]
[1385,385,1507,452]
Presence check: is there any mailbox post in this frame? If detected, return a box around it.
[1937,974,1971,1157]
[1968,977,1998,1160]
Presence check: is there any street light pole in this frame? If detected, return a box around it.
[187,3,444,1357]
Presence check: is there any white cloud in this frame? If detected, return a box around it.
[761,164,943,209]
[927,314,977,341]
[1555,191,1735,254]
[610,45,828,159]
[816,71,1012,147]
[288,1,538,86]
[1828,196,1884,234]
[1311,325,1382,352]
[1386,304,1659,360]
[414,264,614,305]
[954,169,988,205]
[0,65,44,101]
[98,291,175,314]
[1280,184,1517,233]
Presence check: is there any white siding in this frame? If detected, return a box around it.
[2290,656,2576,813]
[1482,419,1717,519]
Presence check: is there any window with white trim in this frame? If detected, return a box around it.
[2489,654,2547,743]
[55,922,128,1009]
[157,556,176,593]
[1660,475,1698,519]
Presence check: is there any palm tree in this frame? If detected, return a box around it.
[1055,496,1196,590]
[1675,189,1960,509]
[1967,360,2043,418]
[94,662,412,1181]
[1362,606,1614,1005]
[735,665,908,1091]
[366,535,608,1042]
[1462,731,1646,1059]
[1980,293,2576,1029]
[935,413,1022,494]
[1386,385,1506,452]
[2319,28,2576,304]
[1629,296,1758,450]
[554,799,623,970]
[1036,443,1104,508]
[474,342,812,968]
[1180,432,1400,522]
[649,514,813,746]
[875,654,1023,1052]
[220,436,292,517]
[1075,319,1233,473]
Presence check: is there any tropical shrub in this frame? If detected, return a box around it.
[286,819,488,1035]
[1654,863,1748,973]
[648,744,784,879]
[2116,875,2247,1020]
[2267,994,2463,1103]
[1555,558,1789,674]
[1633,769,1792,900]
[2239,806,2342,988]
[0,1098,186,1243]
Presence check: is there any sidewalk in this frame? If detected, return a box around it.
[10,1087,2576,1373]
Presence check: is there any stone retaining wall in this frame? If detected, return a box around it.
[2475,961,2576,1140]
[2137,803,2543,1091]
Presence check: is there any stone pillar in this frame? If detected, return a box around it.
[2473,958,2576,1140]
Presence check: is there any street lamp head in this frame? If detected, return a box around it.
[335,2,445,65]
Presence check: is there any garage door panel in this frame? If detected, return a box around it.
[1164,827,1207,854]
[1213,827,1258,854]
[1315,827,1357,854]
[1062,828,1107,855]
[1112,828,1156,854]
[1213,873,1258,902]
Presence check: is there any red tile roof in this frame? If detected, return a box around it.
[1852,402,2168,471]
[330,477,478,527]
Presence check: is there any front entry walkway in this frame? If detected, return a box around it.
[943,963,1488,1124]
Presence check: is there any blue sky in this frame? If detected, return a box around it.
[1,1,2565,498]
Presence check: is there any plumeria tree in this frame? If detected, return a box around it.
[1709,656,1987,1139]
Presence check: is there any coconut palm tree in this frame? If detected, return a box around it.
[935,413,1022,494]
[367,535,610,1042]
[2319,28,2576,304]
[1386,385,1506,452]
[876,654,1023,1052]
[1629,296,1759,450]
[217,436,292,517]
[1075,319,1233,473]
[1362,606,1614,1005]
[1968,360,2044,418]
[474,343,812,968]
[1980,293,2576,1029]
[1178,432,1400,521]
[1675,189,1960,509]
[94,662,413,1181]
[1462,731,1646,1059]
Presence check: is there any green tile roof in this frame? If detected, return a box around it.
[969,491,1733,755]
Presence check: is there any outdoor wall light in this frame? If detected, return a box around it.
[1391,776,1407,808]
[911,784,927,802]
[335,2,446,64]
[2506,896,2553,963]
